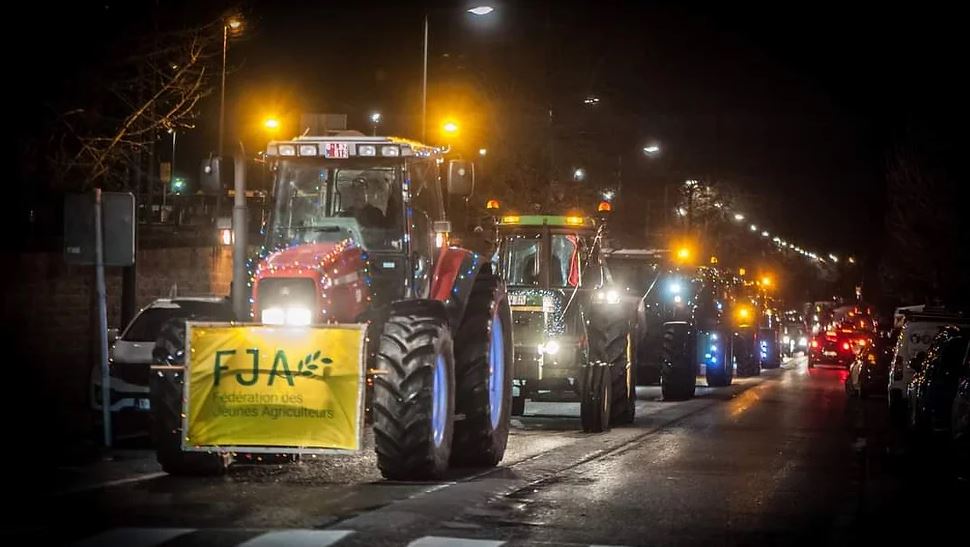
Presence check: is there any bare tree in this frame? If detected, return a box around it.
[49,17,226,191]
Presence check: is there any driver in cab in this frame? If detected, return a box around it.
[340,176,385,228]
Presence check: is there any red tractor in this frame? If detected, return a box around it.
[150,135,513,480]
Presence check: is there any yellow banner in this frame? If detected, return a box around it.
[184,323,366,452]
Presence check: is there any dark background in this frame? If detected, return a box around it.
[9,0,969,304]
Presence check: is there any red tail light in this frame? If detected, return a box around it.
[857,339,867,346]
[842,342,850,351]
[811,340,819,348]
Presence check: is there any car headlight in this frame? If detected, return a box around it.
[262,306,312,326]
[798,337,808,347]
[538,340,561,355]
[783,335,791,344]
[667,281,682,295]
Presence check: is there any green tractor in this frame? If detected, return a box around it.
[492,213,634,432]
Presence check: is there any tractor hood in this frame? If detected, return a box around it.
[251,239,367,323]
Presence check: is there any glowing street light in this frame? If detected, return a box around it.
[642,144,661,156]
[479,148,487,157]
[263,117,281,131]
[733,213,745,222]
[761,230,770,237]
[441,120,459,138]
[750,224,758,231]
[467,5,494,15]
[370,112,382,135]
[573,168,586,181]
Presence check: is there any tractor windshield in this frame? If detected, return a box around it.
[268,159,404,250]
[500,232,580,288]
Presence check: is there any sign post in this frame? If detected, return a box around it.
[65,191,136,447]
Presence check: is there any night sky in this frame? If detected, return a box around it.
[12,1,967,261]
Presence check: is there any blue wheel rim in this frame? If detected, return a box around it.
[432,353,448,448]
[488,310,506,430]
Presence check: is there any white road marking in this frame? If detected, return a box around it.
[238,529,355,547]
[408,537,505,547]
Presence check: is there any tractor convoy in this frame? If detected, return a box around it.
[148,130,794,481]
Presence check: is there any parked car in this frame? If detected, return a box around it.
[951,350,970,473]
[906,326,969,434]
[888,310,970,420]
[845,329,897,398]
[90,297,233,435]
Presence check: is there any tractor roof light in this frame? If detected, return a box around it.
[486,199,500,210]
[597,200,612,212]
[565,216,585,226]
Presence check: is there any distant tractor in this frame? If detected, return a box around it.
[493,213,634,432]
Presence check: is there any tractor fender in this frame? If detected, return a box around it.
[430,247,488,331]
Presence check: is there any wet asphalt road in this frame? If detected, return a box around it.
[7,357,966,546]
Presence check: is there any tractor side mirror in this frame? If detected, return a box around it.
[447,160,475,197]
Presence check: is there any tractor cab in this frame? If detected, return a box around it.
[254,135,470,324]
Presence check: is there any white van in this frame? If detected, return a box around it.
[888,312,969,415]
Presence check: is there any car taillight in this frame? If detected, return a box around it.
[842,342,850,351]
[811,340,819,348]
[857,339,867,346]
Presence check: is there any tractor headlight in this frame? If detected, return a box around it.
[262,306,312,326]
[593,289,622,305]
[538,340,561,355]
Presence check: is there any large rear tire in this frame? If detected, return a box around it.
[373,302,455,480]
[581,364,611,433]
[451,273,514,467]
[705,330,734,387]
[759,329,782,369]
[661,322,696,400]
[734,332,761,377]
[150,318,231,476]
[589,309,635,426]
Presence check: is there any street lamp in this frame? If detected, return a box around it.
[479,148,487,157]
[422,6,494,141]
[370,112,382,136]
[263,117,280,131]
[218,15,244,157]
[442,120,459,136]
[642,144,660,156]
[733,213,745,222]
[573,168,586,181]
[750,224,757,231]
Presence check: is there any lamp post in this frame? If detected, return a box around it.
[218,16,243,157]
[421,6,494,142]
